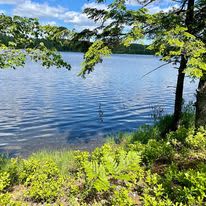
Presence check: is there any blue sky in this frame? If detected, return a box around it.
[0,0,177,31]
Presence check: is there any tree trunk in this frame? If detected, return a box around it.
[171,56,187,131]
[170,0,194,131]
[195,76,206,128]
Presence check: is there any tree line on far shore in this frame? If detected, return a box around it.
[0,34,153,55]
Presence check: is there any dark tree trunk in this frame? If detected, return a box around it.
[170,0,194,131]
[171,56,187,131]
[195,76,206,128]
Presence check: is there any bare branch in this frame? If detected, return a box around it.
[141,62,171,79]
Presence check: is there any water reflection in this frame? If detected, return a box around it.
[98,103,104,123]
[0,53,197,156]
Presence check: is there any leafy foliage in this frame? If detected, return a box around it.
[0,14,71,70]
[20,158,63,202]
[80,40,111,77]
[0,172,10,192]
[74,0,206,80]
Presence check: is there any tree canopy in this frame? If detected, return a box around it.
[0,14,71,70]
[76,0,205,78]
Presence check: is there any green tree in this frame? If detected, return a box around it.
[76,0,206,129]
[0,14,71,70]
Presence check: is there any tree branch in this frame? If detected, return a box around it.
[141,62,171,78]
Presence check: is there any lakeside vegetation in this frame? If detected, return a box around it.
[0,0,206,205]
[1,106,206,205]
[0,35,153,55]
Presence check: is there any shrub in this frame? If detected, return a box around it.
[181,102,195,128]
[141,171,173,206]
[186,127,206,149]
[1,114,206,205]
[26,173,63,203]
[0,172,10,192]
[2,158,23,186]
[162,164,206,205]
[0,155,10,172]
[20,158,63,203]
[30,150,76,176]
[167,126,191,143]
[142,139,174,164]
[131,125,160,144]
[111,187,133,206]
[156,114,173,135]
[0,193,22,206]
[75,144,143,203]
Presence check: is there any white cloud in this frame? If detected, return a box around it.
[147,3,179,14]
[12,0,108,31]
[83,2,108,10]
[8,0,179,31]
[125,0,139,6]
[14,0,65,18]
[61,11,97,31]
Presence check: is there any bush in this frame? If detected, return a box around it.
[1,112,206,205]
[167,126,191,143]
[111,187,133,206]
[186,127,206,149]
[20,158,63,203]
[164,166,206,205]
[74,144,143,204]
[0,172,10,192]
[142,139,174,164]
[0,193,22,206]
[141,171,173,206]
[131,125,160,144]
[30,150,76,176]
[156,114,173,135]
[181,102,195,128]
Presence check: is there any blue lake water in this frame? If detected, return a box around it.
[0,52,197,156]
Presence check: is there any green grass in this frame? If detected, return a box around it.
[30,150,76,176]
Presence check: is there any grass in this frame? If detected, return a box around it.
[30,150,76,176]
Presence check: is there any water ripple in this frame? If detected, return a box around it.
[0,53,197,156]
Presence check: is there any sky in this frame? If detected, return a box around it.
[0,0,177,31]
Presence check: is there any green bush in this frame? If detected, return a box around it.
[167,126,191,143]
[111,187,133,206]
[163,166,206,205]
[0,155,10,171]
[156,114,173,135]
[30,150,76,176]
[142,139,174,164]
[2,158,22,186]
[0,171,10,192]
[131,125,160,144]
[181,102,195,128]
[20,158,63,202]
[186,127,206,149]
[141,171,173,206]
[75,144,143,204]
[0,193,22,206]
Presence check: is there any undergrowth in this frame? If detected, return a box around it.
[1,108,206,205]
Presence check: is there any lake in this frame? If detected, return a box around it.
[0,52,197,156]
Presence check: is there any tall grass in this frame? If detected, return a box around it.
[31,150,76,176]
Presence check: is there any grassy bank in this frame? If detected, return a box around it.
[1,109,206,205]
